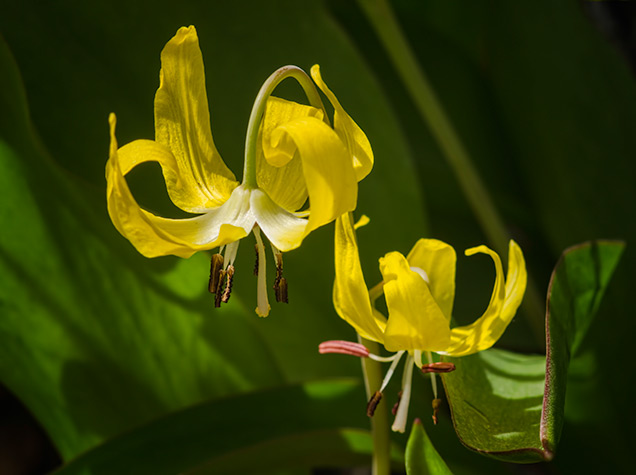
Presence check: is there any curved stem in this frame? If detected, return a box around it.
[359,336,391,475]
[357,0,545,343]
[242,66,327,188]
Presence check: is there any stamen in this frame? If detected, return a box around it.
[426,351,439,399]
[432,398,442,425]
[366,390,383,417]
[379,350,405,392]
[391,354,414,433]
[318,340,370,358]
[253,226,270,317]
[221,265,235,303]
[391,390,403,416]
[275,277,288,303]
[272,250,288,303]
[223,241,240,270]
[214,269,226,308]
[421,362,455,374]
[208,253,224,293]
[368,352,402,363]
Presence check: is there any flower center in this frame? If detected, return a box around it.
[318,340,456,431]
[208,226,288,317]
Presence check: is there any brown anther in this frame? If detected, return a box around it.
[272,252,288,303]
[221,265,235,303]
[432,398,442,425]
[274,277,288,303]
[208,254,224,293]
[366,390,383,417]
[421,362,456,374]
[214,269,226,308]
[253,244,259,276]
[391,390,403,416]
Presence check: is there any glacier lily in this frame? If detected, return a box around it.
[319,213,527,431]
[106,26,373,316]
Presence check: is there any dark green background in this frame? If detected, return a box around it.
[1,0,634,473]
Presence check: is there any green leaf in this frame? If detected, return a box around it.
[405,419,453,475]
[53,380,399,474]
[442,241,624,462]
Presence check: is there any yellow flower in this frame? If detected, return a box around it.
[106,26,373,316]
[320,213,526,431]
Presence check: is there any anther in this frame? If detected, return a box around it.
[208,254,224,293]
[318,340,370,358]
[253,244,259,276]
[214,269,226,308]
[221,265,235,303]
[432,398,442,425]
[391,390,403,416]
[275,277,288,303]
[273,252,288,303]
[421,362,456,374]
[366,390,383,417]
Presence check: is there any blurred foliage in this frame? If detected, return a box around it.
[0,0,634,473]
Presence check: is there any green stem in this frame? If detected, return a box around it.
[359,336,391,475]
[357,0,545,342]
[242,66,327,188]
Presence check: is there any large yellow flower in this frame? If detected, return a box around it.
[320,213,526,431]
[106,26,373,316]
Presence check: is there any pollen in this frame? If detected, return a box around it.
[208,253,224,293]
[421,362,456,374]
[214,269,226,308]
[221,265,235,303]
[273,251,288,303]
[366,390,383,417]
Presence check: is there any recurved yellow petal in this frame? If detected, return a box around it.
[257,97,323,212]
[310,65,374,182]
[272,116,357,243]
[154,25,238,211]
[333,214,386,343]
[502,240,527,326]
[406,239,457,320]
[381,252,451,352]
[107,114,252,258]
[444,244,508,357]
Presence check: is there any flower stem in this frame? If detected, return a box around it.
[357,0,545,343]
[242,66,327,188]
[359,336,391,475]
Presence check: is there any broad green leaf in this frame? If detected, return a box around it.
[54,380,403,474]
[441,241,624,462]
[0,0,427,463]
[405,419,453,475]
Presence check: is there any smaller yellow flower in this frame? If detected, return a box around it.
[320,213,527,431]
[106,26,373,316]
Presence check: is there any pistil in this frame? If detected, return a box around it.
[253,226,271,317]
[391,354,414,433]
